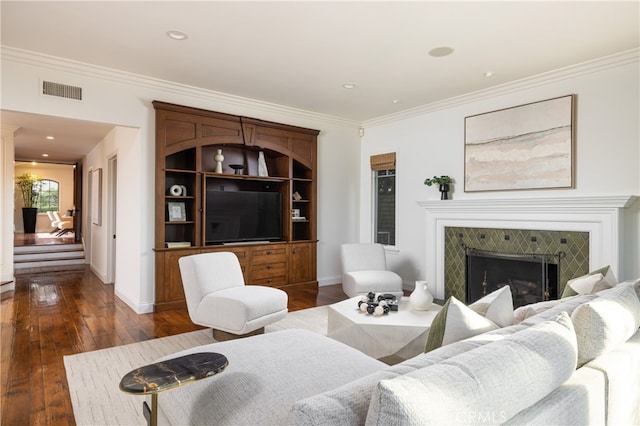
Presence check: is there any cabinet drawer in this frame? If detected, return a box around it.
[250,262,287,279]
[251,248,286,264]
[250,275,287,287]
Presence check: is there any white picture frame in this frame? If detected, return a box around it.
[167,201,186,222]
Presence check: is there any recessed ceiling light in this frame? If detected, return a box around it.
[166,29,188,40]
[42,154,49,157]
[428,46,455,58]
[342,83,357,89]
[46,136,55,140]
[392,100,401,104]
[484,71,495,77]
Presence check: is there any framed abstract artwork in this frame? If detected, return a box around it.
[464,95,575,192]
[91,168,102,225]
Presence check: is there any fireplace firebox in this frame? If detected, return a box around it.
[465,248,562,309]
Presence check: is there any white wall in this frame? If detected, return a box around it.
[1,126,18,286]
[0,47,361,312]
[360,50,640,285]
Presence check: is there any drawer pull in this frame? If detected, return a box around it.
[266,250,272,255]
[267,279,272,283]
[266,265,272,269]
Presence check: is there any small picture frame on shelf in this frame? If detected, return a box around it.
[292,191,302,201]
[167,202,186,222]
[292,208,300,218]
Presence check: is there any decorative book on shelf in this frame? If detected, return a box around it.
[166,242,192,248]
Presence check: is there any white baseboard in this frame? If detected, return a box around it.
[318,275,341,287]
[114,287,154,314]
[1,280,15,293]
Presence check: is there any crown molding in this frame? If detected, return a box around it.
[364,48,639,128]
[0,46,360,129]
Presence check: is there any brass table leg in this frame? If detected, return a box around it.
[142,394,158,426]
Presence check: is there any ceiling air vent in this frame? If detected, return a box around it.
[42,80,83,101]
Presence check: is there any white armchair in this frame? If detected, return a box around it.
[340,243,403,298]
[52,211,72,236]
[178,251,288,340]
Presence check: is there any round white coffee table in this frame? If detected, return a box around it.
[327,296,442,364]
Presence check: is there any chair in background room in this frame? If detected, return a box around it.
[46,211,62,234]
[178,251,288,340]
[340,243,403,298]
[52,211,72,236]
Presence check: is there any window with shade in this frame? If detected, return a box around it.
[371,152,396,246]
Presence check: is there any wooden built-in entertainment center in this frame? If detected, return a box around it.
[153,101,320,311]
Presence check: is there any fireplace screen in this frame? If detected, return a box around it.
[465,248,560,309]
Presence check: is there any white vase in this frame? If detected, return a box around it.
[258,151,269,177]
[214,149,224,173]
[409,280,433,310]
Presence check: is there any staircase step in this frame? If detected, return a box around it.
[15,257,85,268]
[13,243,86,275]
[14,243,83,254]
[14,251,85,263]
[14,263,86,275]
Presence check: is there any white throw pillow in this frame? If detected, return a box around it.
[561,265,617,298]
[513,299,563,324]
[469,285,514,327]
[425,297,499,352]
[367,312,578,426]
[571,280,640,366]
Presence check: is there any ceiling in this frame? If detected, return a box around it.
[1,1,638,163]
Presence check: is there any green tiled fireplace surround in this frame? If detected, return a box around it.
[444,227,590,302]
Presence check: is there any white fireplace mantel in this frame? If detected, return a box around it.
[417,195,637,299]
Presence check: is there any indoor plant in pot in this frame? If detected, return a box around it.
[16,172,42,233]
[424,175,454,200]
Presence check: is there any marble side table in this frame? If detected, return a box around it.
[120,352,228,426]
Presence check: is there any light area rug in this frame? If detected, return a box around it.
[64,306,328,426]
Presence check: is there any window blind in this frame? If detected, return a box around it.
[370,152,396,171]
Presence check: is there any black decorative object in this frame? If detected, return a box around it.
[22,207,38,234]
[229,164,244,175]
[439,183,450,200]
[424,175,453,200]
[357,292,397,316]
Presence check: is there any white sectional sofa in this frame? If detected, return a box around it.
[153,279,640,425]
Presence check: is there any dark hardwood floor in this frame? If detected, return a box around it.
[1,262,348,425]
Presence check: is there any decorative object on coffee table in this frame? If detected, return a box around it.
[120,352,228,426]
[214,149,224,173]
[409,280,434,310]
[424,175,453,200]
[357,292,397,316]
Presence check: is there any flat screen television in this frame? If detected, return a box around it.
[205,190,282,244]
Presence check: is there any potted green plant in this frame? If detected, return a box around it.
[424,175,454,200]
[15,172,42,233]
